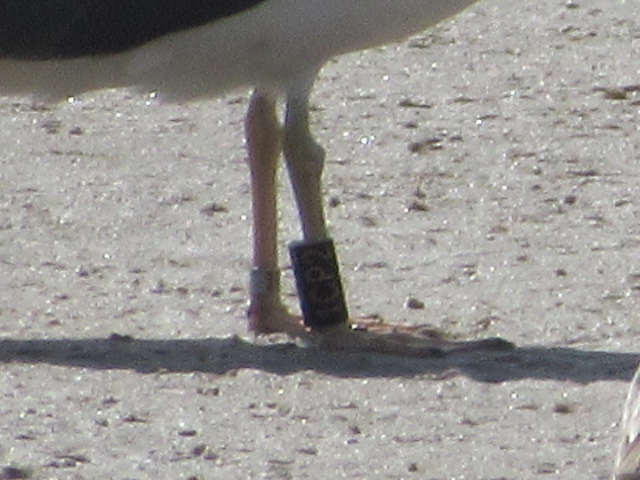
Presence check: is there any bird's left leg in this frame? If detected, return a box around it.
[283,83,513,356]
[244,90,308,340]
[282,82,350,333]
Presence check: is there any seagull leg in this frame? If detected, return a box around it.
[283,85,514,356]
[245,90,309,340]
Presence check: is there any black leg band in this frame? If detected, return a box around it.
[289,239,349,329]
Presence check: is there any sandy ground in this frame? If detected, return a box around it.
[1,0,640,478]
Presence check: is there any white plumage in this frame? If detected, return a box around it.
[1,1,479,99]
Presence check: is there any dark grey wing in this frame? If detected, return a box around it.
[0,0,267,60]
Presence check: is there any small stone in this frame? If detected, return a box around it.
[406,297,425,310]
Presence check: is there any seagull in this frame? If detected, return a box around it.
[614,364,640,480]
[0,0,513,356]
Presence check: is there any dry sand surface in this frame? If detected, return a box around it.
[1,0,640,478]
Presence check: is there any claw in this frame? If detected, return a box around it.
[247,299,310,341]
[316,322,514,358]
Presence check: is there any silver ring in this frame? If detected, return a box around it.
[250,268,280,296]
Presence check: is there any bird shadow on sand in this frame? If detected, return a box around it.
[0,333,638,384]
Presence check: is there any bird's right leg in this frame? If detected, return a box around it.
[244,90,309,340]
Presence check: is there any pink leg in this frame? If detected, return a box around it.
[280,84,513,356]
[244,90,309,339]
[240,85,513,356]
